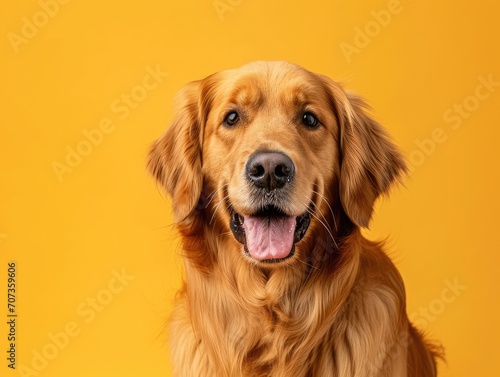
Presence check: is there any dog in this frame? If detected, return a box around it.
[148,61,442,376]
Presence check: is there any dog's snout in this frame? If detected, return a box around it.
[246,151,295,190]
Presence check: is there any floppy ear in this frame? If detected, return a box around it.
[147,81,203,224]
[331,85,407,228]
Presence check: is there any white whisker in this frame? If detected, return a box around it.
[298,198,338,250]
[204,184,228,209]
[308,199,331,233]
[204,189,219,208]
[309,210,338,249]
[209,194,229,225]
[296,256,319,270]
[312,189,338,231]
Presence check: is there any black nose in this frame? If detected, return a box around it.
[246,151,295,190]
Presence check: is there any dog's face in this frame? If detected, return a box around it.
[202,63,339,263]
[148,61,406,266]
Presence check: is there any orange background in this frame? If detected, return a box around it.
[1,0,499,376]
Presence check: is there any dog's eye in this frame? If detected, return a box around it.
[224,111,240,127]
[302,112,319,128]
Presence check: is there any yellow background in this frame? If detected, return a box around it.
[1,0,498,376]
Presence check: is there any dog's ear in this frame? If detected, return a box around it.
[147,81,203,224]
[325,80,407,227]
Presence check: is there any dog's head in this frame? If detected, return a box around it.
[148,61,406,266]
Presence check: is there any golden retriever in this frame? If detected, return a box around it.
[148,61,442,376]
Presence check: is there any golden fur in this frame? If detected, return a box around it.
[148,61,442,376]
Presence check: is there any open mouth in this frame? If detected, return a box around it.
[229,204,311,263]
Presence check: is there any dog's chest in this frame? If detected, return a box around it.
[224,304,331,376]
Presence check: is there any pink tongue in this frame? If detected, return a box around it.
[242,215,296,261]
